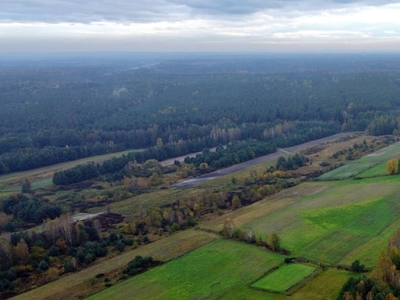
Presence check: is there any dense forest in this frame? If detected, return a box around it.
[1,54,400,175]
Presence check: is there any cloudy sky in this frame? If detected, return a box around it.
[1,0,400,52]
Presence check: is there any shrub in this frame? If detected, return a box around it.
[122,238,134,246]
[38,260,49,271]
[48,246,60,257]
[64,261,75,273]
[108,232,118,245]
[115,240,125,253]
[350,259,366,273]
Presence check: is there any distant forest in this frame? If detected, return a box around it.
[1,53,400,174]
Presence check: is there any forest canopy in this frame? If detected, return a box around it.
[1,54,400,174]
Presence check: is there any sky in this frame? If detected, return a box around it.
[1,0,400,52]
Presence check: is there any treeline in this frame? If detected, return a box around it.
[52,123,337,185]
[275,154,308,171]
[1,194,62,231]
[0,119,338,175]
[221,218,287,254]
[184,140,276,169]
[367,114,400,136]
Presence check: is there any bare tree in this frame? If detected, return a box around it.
[59,213,73,245]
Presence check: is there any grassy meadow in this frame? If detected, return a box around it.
[251,264,316,293]
[318,141,400,180]
[12,229,216,300]
[202,176,400,267]
[356,161,388,178]
[289,269,356,300]
[86,239,352,300]
[247,177,400,266]
[86,239,285,300]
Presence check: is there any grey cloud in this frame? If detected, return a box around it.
[170,0,400,15]
[0,0,186,23]
[168,0,286,15]
[1,0,399,23]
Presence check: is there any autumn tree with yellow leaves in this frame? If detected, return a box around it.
[387,159,399,175]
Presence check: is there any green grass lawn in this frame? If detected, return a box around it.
[318,142,400,180]
[251,264,316,293]
[86,239,285,300]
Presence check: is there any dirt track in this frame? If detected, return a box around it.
[173,133,353,187]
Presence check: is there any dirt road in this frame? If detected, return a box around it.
[172,133,352,187]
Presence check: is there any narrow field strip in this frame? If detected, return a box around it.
[318,142,400,180]
[251,264,316,293]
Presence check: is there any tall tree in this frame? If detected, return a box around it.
[222,218,235,238]
[268,232,281,251]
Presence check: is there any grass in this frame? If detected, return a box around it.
[201,176,400,267]
[31,178,53,189]
[200,181,335,233]
[251,264,316,293]
[86,239,354,300]
[89,186,206,216]
[86,239,285,300]
[13,229,216,300]
[290,269,356,300]
[339,218,400,267]
[318,142,400,180]
[357,161,388,178]
[318,161,379,180]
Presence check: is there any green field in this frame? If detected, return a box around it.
[251,264,316,293]
[86,239,285,300]
[357,161,387,178]
[199,176,400,267]
[290,269,356,300]
[86,239,353,300]
[244,177,400,265]
[13,229,216,300]
[317,161,379,180]
[318,142,400,180]
[90,186,210,216]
